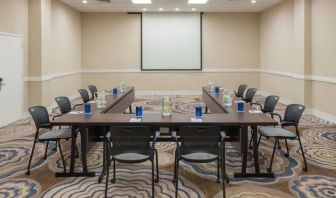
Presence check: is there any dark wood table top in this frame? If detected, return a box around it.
[202,86,255,113]
[51,112,277,127]
[76,87,134,114]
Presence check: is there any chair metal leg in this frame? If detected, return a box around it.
[173,153,178,183]
[284,139,289,157]
[175,159,179,198]
[155,150,159,183]
[26,141,37,175]
[297,136,308,172]
[152,158,155,198]
[249,131,253,149]
[221,155,226,198]
[216,158,220,183]
[111,159,116,183]
[44,141,49,159]
[105,145,111,198]
[267,138,278,173]
[257,134,262,149]
[75,146,79,158]
[58,140,66,173]
[277,139,281,149]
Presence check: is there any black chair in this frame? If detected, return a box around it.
[235,84,248,98]
[242,88,257,104]
[173,126,227,198]
[74,89,91,109]
[27,106,70,175]
[88,85,98,100]
[55,96,72,114]
[257,104,307,172]
[249,95,280,148]
[104,126,159,198]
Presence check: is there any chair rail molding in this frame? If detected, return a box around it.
[22,68,336,85]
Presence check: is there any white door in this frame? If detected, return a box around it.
[0,33,24,128]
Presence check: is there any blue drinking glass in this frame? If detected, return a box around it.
[135,105,143,118]
[195,105,202,118]
[113,88,118,95]
[215,86,220,94]
[84,103,91,115]
[237,101,245,112]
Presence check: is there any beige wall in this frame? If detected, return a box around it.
[0,0,29,110]
[203,13,260,69]
[259,0,299,102]
[260,0,336,118]
[81,12,260,92]
[310,0,336,115]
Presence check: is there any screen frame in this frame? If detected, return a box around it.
[139,12,203,71]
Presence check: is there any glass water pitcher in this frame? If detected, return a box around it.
[223,89,234,106]
[162,96,172,117]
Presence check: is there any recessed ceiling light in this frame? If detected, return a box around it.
[131,0,151,4]
[188,0,208,4]
[159,8,163,11]
[82,0,87,3]
[251,0,257,3]
[192,8,196,11]
[143,8,147,11]
[175,8,180,11]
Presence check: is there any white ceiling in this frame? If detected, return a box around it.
[60,0,283,12]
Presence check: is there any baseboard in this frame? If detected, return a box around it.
[135,90,202,96]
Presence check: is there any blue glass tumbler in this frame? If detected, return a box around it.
[135,105,143,118]
[113,88,118,96]
[215,86,220,94]
[84,103,91,115]
[237,101,245,112]
[195,105,202,118]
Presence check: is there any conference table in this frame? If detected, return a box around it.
[53,87,135,177]
[202,87,278,177]
[51,86,277,178]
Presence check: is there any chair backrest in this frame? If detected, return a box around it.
[263,95,280,113]
[28,106,50,129]
[244,88,257,103]
[283,104,305,125]
[78,89,90,103]
[236,84,248,97]
[55,96,72,114]
[179,126,221,152]
[109,126,153,150]
[88,85,98,99]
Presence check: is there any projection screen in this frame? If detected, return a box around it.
[142,13,202,70]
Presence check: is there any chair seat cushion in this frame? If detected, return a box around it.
[38,128,72,140]
[114,153,151,162]
[258,127,296,139]
[181,152,218,162]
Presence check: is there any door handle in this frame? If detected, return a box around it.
[0,78,5,91]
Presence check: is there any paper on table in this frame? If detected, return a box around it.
[249,110,262,113]
[130,118,142,122]
[88,101,96,104]
[191,117,202,122]
[68,111,84,114]
[234,101,246,103]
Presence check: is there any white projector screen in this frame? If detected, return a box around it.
[142,13,202,70]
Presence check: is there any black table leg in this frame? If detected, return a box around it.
[234,125,274,178]
[55,126,95,177]
[252,126,260,173]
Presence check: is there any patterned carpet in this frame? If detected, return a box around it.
[0,95,335,197]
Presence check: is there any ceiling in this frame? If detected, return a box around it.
[60,0,284,12]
